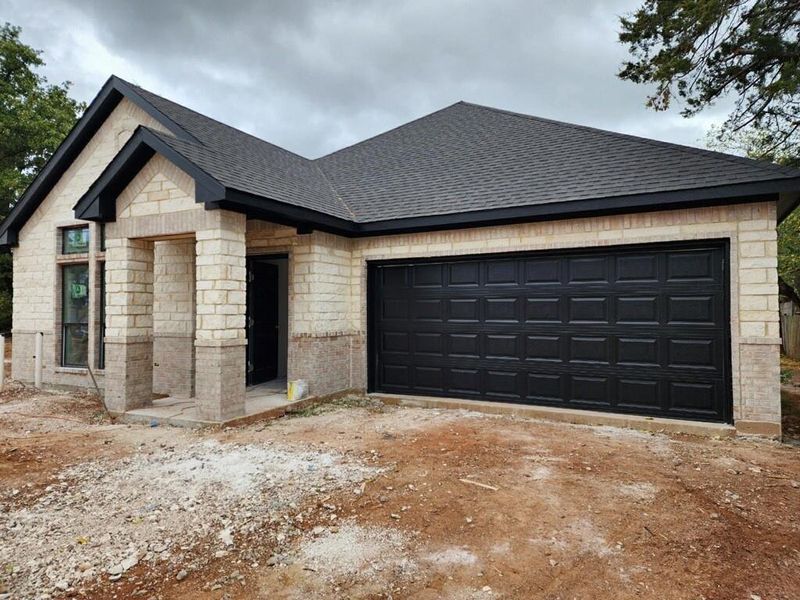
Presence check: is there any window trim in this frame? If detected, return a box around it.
[61,262,90,368]
[61,225,90,255]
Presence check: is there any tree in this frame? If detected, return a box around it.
[0,23,85,331]
[618,0,800,156]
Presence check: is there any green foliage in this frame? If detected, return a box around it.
[619,0,800,156]
[0,23,86,332]
[779,208,800,297]
[0,23,85,218]
[706,126,800,298]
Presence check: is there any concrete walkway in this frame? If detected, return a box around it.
[119,379,302,428]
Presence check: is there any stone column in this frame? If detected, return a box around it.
[103,238,154,412]
[194,211,247,421]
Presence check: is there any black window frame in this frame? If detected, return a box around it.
[61,263,90,368]
[97,262,106,370]
[61,225,90,255]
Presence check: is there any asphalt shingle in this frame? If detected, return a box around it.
[127,82,800,224]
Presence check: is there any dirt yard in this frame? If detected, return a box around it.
[1,384,799,600]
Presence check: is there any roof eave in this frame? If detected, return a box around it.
[352,178,800,236]
[74,127,225,222]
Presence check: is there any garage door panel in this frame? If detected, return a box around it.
[486,261,518,286]
[413,366,444,391]
[667,381,720,416]
[666,250,718,283]
[413,298,443,321]
[615,254,659,283]
[568,256,609,284]
[371,241,730,422]
[667,338,718,370]
[568,297,608,323]
[616,296,659,324]
[617,378,661,410]
[485,297,519,322]
[667,295,717,324]
[526,372,565,404]
[485,334,520,360]
[616,337,659,366]
[526,335,561,362]
[570,336,610,364]
[570,375,611,406]
[381,364,409,387]
[382,298,408,320]
[449,333,480,357]
[525,259,561,285]
[414,332,444,356]
[412,264,443,288]
[447,368,481,396]
[447,298,480,321]
[485,370,520,398]
[381,331,409,353]
[526,297,561,322]
[448,262,480,287]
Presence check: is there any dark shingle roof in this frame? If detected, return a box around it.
[5,74,800,248]
[125,84,800,224]
[129,84,352,220]
[316,101,799,222]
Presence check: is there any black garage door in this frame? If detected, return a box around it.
[368,241,731,423]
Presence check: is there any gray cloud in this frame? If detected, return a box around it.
[1,0,732,157]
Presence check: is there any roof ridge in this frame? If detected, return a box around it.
[314,102,464,161]
[460,101,800,179]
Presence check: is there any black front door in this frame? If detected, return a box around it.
[247,260,280,385]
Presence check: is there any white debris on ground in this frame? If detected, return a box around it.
[423,546,479,566]
[298,521,416,582]
[617,482,658,502]
[0,439,381,598]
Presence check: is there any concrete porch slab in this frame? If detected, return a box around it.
[373,393,738,438]
[117,382,306,428]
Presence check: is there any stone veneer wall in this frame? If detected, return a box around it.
[250,201,780,434]
[11,99,168,388]
[152,238,195,397]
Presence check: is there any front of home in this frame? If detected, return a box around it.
[2,76,798,435]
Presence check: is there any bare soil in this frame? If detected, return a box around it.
[1,385,799,600]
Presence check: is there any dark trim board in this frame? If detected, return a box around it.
[73,126,225,222]
[367,239,733,424]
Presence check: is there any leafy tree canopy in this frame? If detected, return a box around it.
[0,22,85,220]
[0,23,85,332]
[619,0,800,156]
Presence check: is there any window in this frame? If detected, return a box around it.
[62,264,89,367]
[97,263,106,370]
[62,225,90,255]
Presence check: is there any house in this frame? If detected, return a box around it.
[1,75,798,436]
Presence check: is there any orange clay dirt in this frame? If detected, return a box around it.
[0,383,798,600]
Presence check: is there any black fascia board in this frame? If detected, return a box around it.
[221,189,357,236]
[220,177,797,238]
[74,127,225,222]
[353,177,800,236]
[0,75,197,247]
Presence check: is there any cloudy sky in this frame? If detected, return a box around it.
[2,0,733,159]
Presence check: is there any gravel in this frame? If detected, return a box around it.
[298,521,416,582]
[0,439,380,598]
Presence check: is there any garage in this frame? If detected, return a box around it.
[368,240,731,422]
